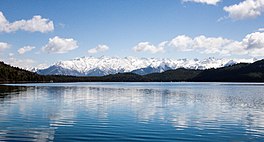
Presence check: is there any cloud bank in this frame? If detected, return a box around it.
[169,31,264,56]
[42,36,78,54]
[169,35,245,55]
[0,11,54,33]
[134,31,264,56]
[88,44,109,54]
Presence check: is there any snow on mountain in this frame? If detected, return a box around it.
[224,60,237,67]
[36,56,257,76]
[28,63,49,72]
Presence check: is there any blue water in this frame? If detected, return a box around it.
[1,82,264,141]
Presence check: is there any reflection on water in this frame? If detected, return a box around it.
[0,82,264,141]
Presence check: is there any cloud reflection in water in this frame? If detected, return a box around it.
[0,82,264,141]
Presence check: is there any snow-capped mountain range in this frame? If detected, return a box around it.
[36,56,257,76]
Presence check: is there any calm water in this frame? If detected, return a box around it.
[1,82,264,142]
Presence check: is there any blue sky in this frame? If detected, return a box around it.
[0,0,264,68]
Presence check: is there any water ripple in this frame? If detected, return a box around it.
[0,82,264,141]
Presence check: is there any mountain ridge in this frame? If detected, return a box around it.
[36,56,256,76]
[0,59,264,83]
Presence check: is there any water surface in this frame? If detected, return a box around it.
[1,82,264,141]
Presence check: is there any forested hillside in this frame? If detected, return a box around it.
[0,62,45,82]
[0,60,264,83]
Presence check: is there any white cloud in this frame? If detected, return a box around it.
[242,32,264,56]
[242,32,264,49]
[18,46,35,54]
[0,42,10,51]
[42,36,78,54]
[88,44,109,54]
[134,30,264,56]
[169,35,194,51]
[8,53,14,57]
[170,35,245,55]
[169,31,264,56]
[258,28,264,32]
[182,0,221,5]
[0,11,54,33]
[133,41,166,53]
[5,57,35,69]
[223,0,264,20]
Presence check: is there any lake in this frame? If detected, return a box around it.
[0,82,264,142]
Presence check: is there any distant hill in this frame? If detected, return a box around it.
[0,61,45,83]
[145,68,202,82]
[0,59,264,83]
[192,60,264,82]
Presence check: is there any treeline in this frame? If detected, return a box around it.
[192,60,264,82]
[0,62,45,83]
[0,59,264,83]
